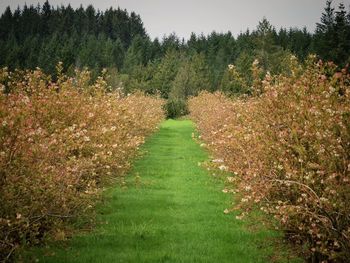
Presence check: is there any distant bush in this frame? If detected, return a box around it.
[164,98,189,119]
[0,66,164,260]
[189,56,350,262]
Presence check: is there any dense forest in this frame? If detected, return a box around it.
[0,0,349,108]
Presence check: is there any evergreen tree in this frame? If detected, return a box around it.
[123,35,152,73]
[161,34,181,53]
[334,3,350,64]
[314,1,350,65]
[123,63,156,94]
[170,53,211,99]
[253,18,275,71]
[38,34,61,74]
[234,51,255,86]
[112,39,126,70]
[151,50,183,98]
[315,0,336,62]
[0,7,13,40]
[40,0,52,36]
[220,64,249,95]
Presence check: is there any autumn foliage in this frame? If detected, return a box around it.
[189,57,350,262]
[0,66,164,260]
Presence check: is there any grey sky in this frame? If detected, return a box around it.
[1,0,349,39]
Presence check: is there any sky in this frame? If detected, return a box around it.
[0,0,349,39]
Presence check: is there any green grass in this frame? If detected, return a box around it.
[24,120,301,262]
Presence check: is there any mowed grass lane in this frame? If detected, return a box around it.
[28,120,297,263]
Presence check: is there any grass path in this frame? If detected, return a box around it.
[30,120,294,263]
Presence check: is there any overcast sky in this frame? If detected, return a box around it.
[1,0,349,39]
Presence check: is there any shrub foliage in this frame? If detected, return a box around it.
[189,57,350,262]
[0,66,164,260]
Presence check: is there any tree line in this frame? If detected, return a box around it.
[0,0,349,114]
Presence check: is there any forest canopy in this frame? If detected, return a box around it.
[0,0,349,102]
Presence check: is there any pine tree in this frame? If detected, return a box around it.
[112,39,126,70]
[0,7,13,40]
[40,0,52,36]
[334,3,350,64]
[220,64,248,95]
[315,1,350,65]
[123,35,152,73]
[315,0,336,62]
[253,18,275,71]
[170,53,211,99]
[151,50,183,98]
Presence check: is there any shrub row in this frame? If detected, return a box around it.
[189,57,350,262]
[0,66,164,260]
